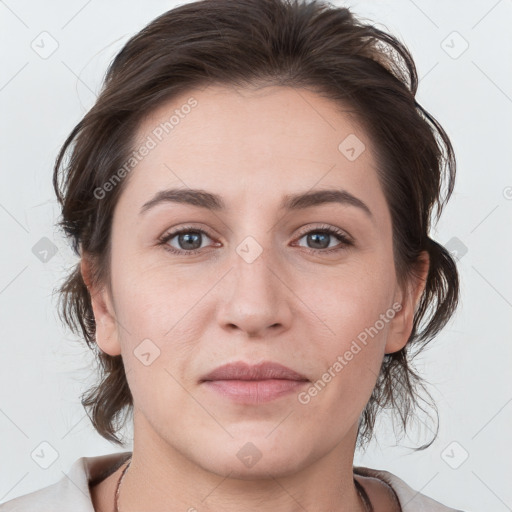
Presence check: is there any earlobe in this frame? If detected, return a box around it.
[385,251,430,354]
[80,257,122,357]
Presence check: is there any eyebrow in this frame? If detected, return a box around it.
[139,187,373,218]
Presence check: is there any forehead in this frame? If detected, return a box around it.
[119,84,386,216]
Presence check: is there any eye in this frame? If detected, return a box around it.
[158,226,217,255]
[293,225,353,254]
[158,224,353,256]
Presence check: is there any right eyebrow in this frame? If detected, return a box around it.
[140,188,225,215]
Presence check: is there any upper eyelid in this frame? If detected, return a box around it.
[295,224,352,240]
[162,224,348,236]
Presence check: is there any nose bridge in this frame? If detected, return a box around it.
[234,235,274,296]
[216,232,291,336]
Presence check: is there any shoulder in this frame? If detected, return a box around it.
[0,451,132,512]
[354,466,467,512]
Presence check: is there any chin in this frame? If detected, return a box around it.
[191,436,314,480]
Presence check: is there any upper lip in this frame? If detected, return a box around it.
[201,361,309,382]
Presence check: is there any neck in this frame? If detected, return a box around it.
[117,412,367,512]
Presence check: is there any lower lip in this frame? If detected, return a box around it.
[202,379,308,404]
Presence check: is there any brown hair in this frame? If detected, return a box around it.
[53,0,459,448]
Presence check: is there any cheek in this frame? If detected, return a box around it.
[110,245,201,333]
[297,282,395,427]
[306,256,396,339]
[106,262,193,407]
[300,256,396,393]
[113,269,204,416]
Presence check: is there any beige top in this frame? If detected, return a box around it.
[0,451,464,511]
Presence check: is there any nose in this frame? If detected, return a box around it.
[215,243,293,338]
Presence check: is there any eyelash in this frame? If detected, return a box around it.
[158,224,353,256]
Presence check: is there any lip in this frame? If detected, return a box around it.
[201,361,309,382]
[200,361,309,404]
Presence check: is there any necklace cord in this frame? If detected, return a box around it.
[114,458,132,512]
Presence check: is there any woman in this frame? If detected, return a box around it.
[0,0,464,510]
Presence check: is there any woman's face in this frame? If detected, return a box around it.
[90,84,421,477]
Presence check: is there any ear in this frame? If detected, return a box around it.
[80,256,122,356]
[385,251,430,354]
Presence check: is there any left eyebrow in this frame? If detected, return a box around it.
[139,187,373,218]
[280,189,373,218]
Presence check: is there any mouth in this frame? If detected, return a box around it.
[200,361,309,404]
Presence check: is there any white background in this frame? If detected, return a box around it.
[1,0,511,510]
